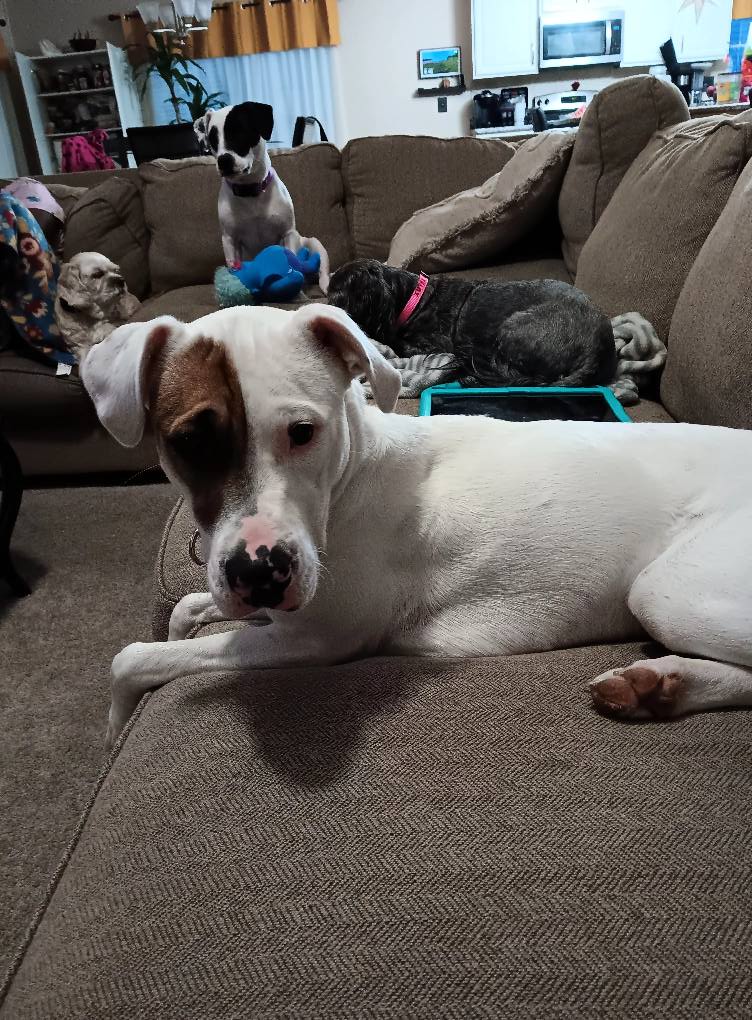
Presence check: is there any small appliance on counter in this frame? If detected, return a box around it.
[471,86,528,134]
[526,86,596,131]
[539,9,623,69]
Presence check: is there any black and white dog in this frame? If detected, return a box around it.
[327,259,615,388]
[195,101,330,293]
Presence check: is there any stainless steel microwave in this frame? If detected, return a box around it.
[539,10,624,69]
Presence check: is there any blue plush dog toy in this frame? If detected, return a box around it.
[214,245,321,307]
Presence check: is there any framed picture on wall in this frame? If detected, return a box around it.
[418,47,461,80]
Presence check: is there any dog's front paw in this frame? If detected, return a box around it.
[589,662,683,720]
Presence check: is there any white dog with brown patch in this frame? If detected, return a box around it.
[80,305,752,748]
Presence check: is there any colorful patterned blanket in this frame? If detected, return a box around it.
[0,192,74,365]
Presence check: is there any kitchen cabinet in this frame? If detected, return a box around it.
[472,0,538,79]
[670,0,734,62]
[621,0,672,67]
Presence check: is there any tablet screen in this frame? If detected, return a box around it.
[428,392,623,422]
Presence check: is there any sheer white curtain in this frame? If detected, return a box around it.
[145,46,338,149]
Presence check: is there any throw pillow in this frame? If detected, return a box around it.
[342,135,517,262]
[45,182,88,220]
[387,130,575,274]
[63,176,150,299]
[558,75,689,277]
[660,155,752,429]
[575,114,752,343]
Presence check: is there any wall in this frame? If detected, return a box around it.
[334,0,655,143]
[5,0,125,53]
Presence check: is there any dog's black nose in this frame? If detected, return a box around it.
[225,541,295,609]
[217,153,235,177]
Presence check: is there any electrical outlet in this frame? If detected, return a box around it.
[438,97,447,113]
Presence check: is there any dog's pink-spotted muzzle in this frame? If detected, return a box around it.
[224,515,300,611]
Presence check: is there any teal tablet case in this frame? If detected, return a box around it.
[418,384,631,423]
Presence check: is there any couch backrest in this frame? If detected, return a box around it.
[558,75,689,277]
[341,135,517,262]
[574,112,752,343]
[661,114,752,429]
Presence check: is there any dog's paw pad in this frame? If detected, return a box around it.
[590,665,683,719]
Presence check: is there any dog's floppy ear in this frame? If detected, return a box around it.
[238,100,273,142]
[80,315,181,447]
[296,303,401,413]
[57,264,90,310]
[194,112,208,145]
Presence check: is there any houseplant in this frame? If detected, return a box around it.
[127,36,225,163]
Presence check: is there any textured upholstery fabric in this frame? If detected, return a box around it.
[387,131,574,273]
[139,156,222,292]
[63,176,151,299]
[270,143,352,272]
[558,76,689,277]
[439,258,573,284]
[0,348,158,476]
[575,115,752,342]
[342,135,517,262]
[140,146,350,293]
[3,644,752,1019]
[132,284,221,323]
[44,182,87,219]
[661,157,752,429]
[624,398,675,424]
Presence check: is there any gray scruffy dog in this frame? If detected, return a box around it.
[327,259,616,388]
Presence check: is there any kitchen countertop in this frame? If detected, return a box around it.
[689,102,750,117]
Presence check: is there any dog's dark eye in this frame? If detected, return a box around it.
[288,422,314,448]
[91,269,104,279]
[168,409,221,466]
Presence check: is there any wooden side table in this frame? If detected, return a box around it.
[0,430,30,596]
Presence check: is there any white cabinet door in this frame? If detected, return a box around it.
[16,52,55,175]
[621,0,672,67]
[107,42,144,130]
[671,0,733,62]
[472,0,538,79]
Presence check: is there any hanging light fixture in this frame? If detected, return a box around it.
[136,0,212,42]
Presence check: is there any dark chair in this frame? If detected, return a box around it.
[125,124,200,166]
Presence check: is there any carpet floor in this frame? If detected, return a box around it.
[0,482,178,979]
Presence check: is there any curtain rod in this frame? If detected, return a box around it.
[108,0,301,17]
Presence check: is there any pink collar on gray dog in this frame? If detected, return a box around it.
[396,273,429,327]
[228,170,274,198]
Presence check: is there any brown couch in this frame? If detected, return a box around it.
[3,77,752,1018]
[5,73,731,477]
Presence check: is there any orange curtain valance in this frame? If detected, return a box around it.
[122,0,339,61]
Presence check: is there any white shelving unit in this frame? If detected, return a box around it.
[16,42,143,174]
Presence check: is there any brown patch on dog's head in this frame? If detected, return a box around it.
[149,336,246,529]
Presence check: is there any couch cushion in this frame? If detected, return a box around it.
[342,135,517,262]
[388,130,575,273]
[140,146,349,293]
[661,156,752,428]
[0,348,95,434]
[270,144,352,272]
[4,643,752,1019]
[625,398,675,424]
[131,284,321,325]
[558,76,689,277]
[131,284,220,323]
[575,115,752,343]
[63,176,150,299]
[0,348,158,477]
[439,257,573,284]
[45,182,88,220]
